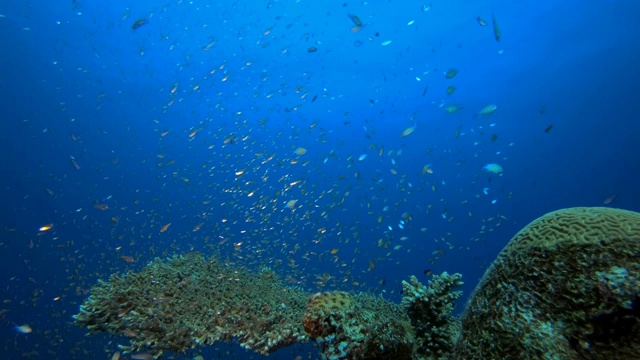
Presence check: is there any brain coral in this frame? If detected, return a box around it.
[456,207,640,359]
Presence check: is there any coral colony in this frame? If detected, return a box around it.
[74,207,640,359]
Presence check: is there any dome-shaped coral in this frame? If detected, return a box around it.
[456,207,640,359]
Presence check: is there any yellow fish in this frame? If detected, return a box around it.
[401,125,416,137]
[445,105,462,113]
[15,324,32,334]
[294,147,307,155]
[474,104,497,117]
[285,199,298,209]
[38,224,53,232]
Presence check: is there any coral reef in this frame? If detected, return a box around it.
[303,291,414,359]
[73,253,309,357]
[402,273,463,359]
[455,207,640,359]
[74,252,461,359]
[75,207,640,359]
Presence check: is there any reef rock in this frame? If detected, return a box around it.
[456,207,640,359]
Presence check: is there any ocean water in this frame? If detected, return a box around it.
[1,0,639,359]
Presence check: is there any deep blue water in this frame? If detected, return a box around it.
[1,0,639,359]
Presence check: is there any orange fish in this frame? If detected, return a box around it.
[38,224,53,232]
[160,223,171,233]
[192,222,204,232]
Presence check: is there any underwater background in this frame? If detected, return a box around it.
[1,0,639,359]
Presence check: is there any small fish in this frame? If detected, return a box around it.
[131,19,148,30]
[307,46,318,53]
[446,85,456,95]
[348,13,363,27]
[544,124,553,133]
[401,125,416,137]
[483,163,503,174]
[39,224,53,232]
[131,354,154,360]
[358,154,367,161]
[15,324,32,334]
[476,16,487,26]
[445,68,458,79]
[474,104,497,117]
[445,104,462,113]
[285,199,298,209]
[294,147,307,155]
[492,13,501,42]
[381,40,392,46]
[93,202,109,210]
[120,255,135,263]
[160,223,171,233]
[70,156,80,170]
[422,164,433,174]
[330,248,339,255]
[603,195,617,205]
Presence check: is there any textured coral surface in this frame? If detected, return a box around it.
[303,291,414,359]
[456,207,640,360]
[73,253,309,357]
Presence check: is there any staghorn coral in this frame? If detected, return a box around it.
[455,207,640,360]
[402,273,463,360]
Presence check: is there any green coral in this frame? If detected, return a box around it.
[402,273,463,360]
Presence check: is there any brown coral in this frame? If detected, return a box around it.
[303,291,357,339]
[456,207,640,360]
[302,291,414,359]
[73,254,309,357]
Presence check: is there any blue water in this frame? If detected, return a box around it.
[1,0,639,359]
